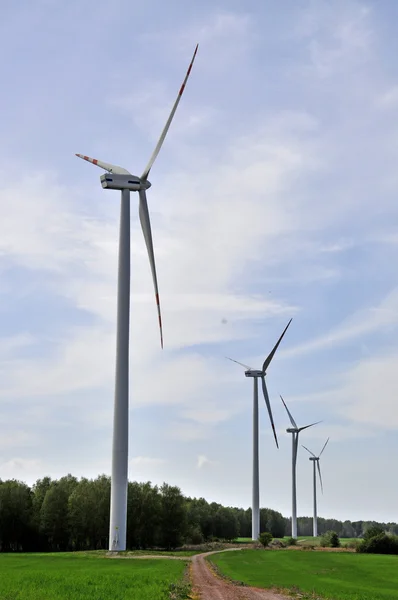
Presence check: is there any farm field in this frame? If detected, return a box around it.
[0,553,188,600]
[210,549,398,600]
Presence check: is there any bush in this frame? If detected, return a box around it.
[258,532,273,547]
[320,530,340,548]
[357,533,398,555]
[286,537,297,546]
[186,525,204,545]
[343,539,360,550]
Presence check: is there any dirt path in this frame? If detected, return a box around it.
[191,550,291,600]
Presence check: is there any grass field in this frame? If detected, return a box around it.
[233,536,359,546]
[210,549,398,600]
[0,553,188,600]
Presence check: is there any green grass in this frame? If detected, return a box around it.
[117,549,200,556]
[210,549,398,600]
[0,553,189,600]
[278,536,359,547]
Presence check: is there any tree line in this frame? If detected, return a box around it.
[0,475,397,551]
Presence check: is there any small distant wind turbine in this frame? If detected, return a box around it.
[302,438,329,537]
[76,45,198,552]
[227,319,292,541]
[280,396,321,539]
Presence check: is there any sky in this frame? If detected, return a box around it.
[1,0,398,523]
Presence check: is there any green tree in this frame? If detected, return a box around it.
[320,530,340,548]
[213,507,239,541]
[260,508,286,538]
[0,480,33,551]
[258,532,273,547]
[363,525,384,541]
[127,482,161,548]
[159,483,187,549]
[41,484,69,550]
[68,476,110,550]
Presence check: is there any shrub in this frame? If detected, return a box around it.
[357,533,398,555]
[186,525,204,545]
[286,537,297,546]
[320,530,340,548]
[258,532,273,547]
[343,539,360,550]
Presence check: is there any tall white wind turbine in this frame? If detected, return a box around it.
[227,319,292,541]
[280,396,321,539]
[302,438,329,537]
[76,45,198,551]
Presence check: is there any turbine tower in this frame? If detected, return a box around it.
[76,46,198,551]
[227,319,292,541]
[280,396,320,539]
[302,438,329,537]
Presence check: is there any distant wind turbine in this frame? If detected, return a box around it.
[227,319,292,541]
[280,396,321,539]
[302,438,329,537]
[76,45,198,551]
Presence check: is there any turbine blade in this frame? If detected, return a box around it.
[280,395,297,429]
[138,189,163,348]
[75,154,131,175]
[302,444,316,457]
[262,318,292,374]
[319,437,330,457]
[298,420,322,432]
[317,460,324,494]
[141,44,198,180]
[225,357,252,370]
[261,377,279,448]
[293,433,299,465]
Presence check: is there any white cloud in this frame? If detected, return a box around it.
[296,0,373,78]
[197,455,216,469]
[1,1,398,522]
[282,287,398,359]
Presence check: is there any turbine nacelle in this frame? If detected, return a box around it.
[100,173,152,192]
[244,369,263,378]
[226,319,292,449]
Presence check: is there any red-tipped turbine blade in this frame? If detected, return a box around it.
[262,318,292,374]
[75,154,131,175]
[292,433,299,466]
[280,395,298,429]
[225,357,252,370]
[319,437,330,457]
[302,444,316,457]
[141,44,198,180]
[261,377,279,448]
[138,189,163,348]
[298,421,322,432]
[317,460,324,494]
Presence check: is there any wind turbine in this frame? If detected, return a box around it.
[76,45,198,552]
[302,438,329,537]
[227,319,292,541]
[280,396,321,539]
